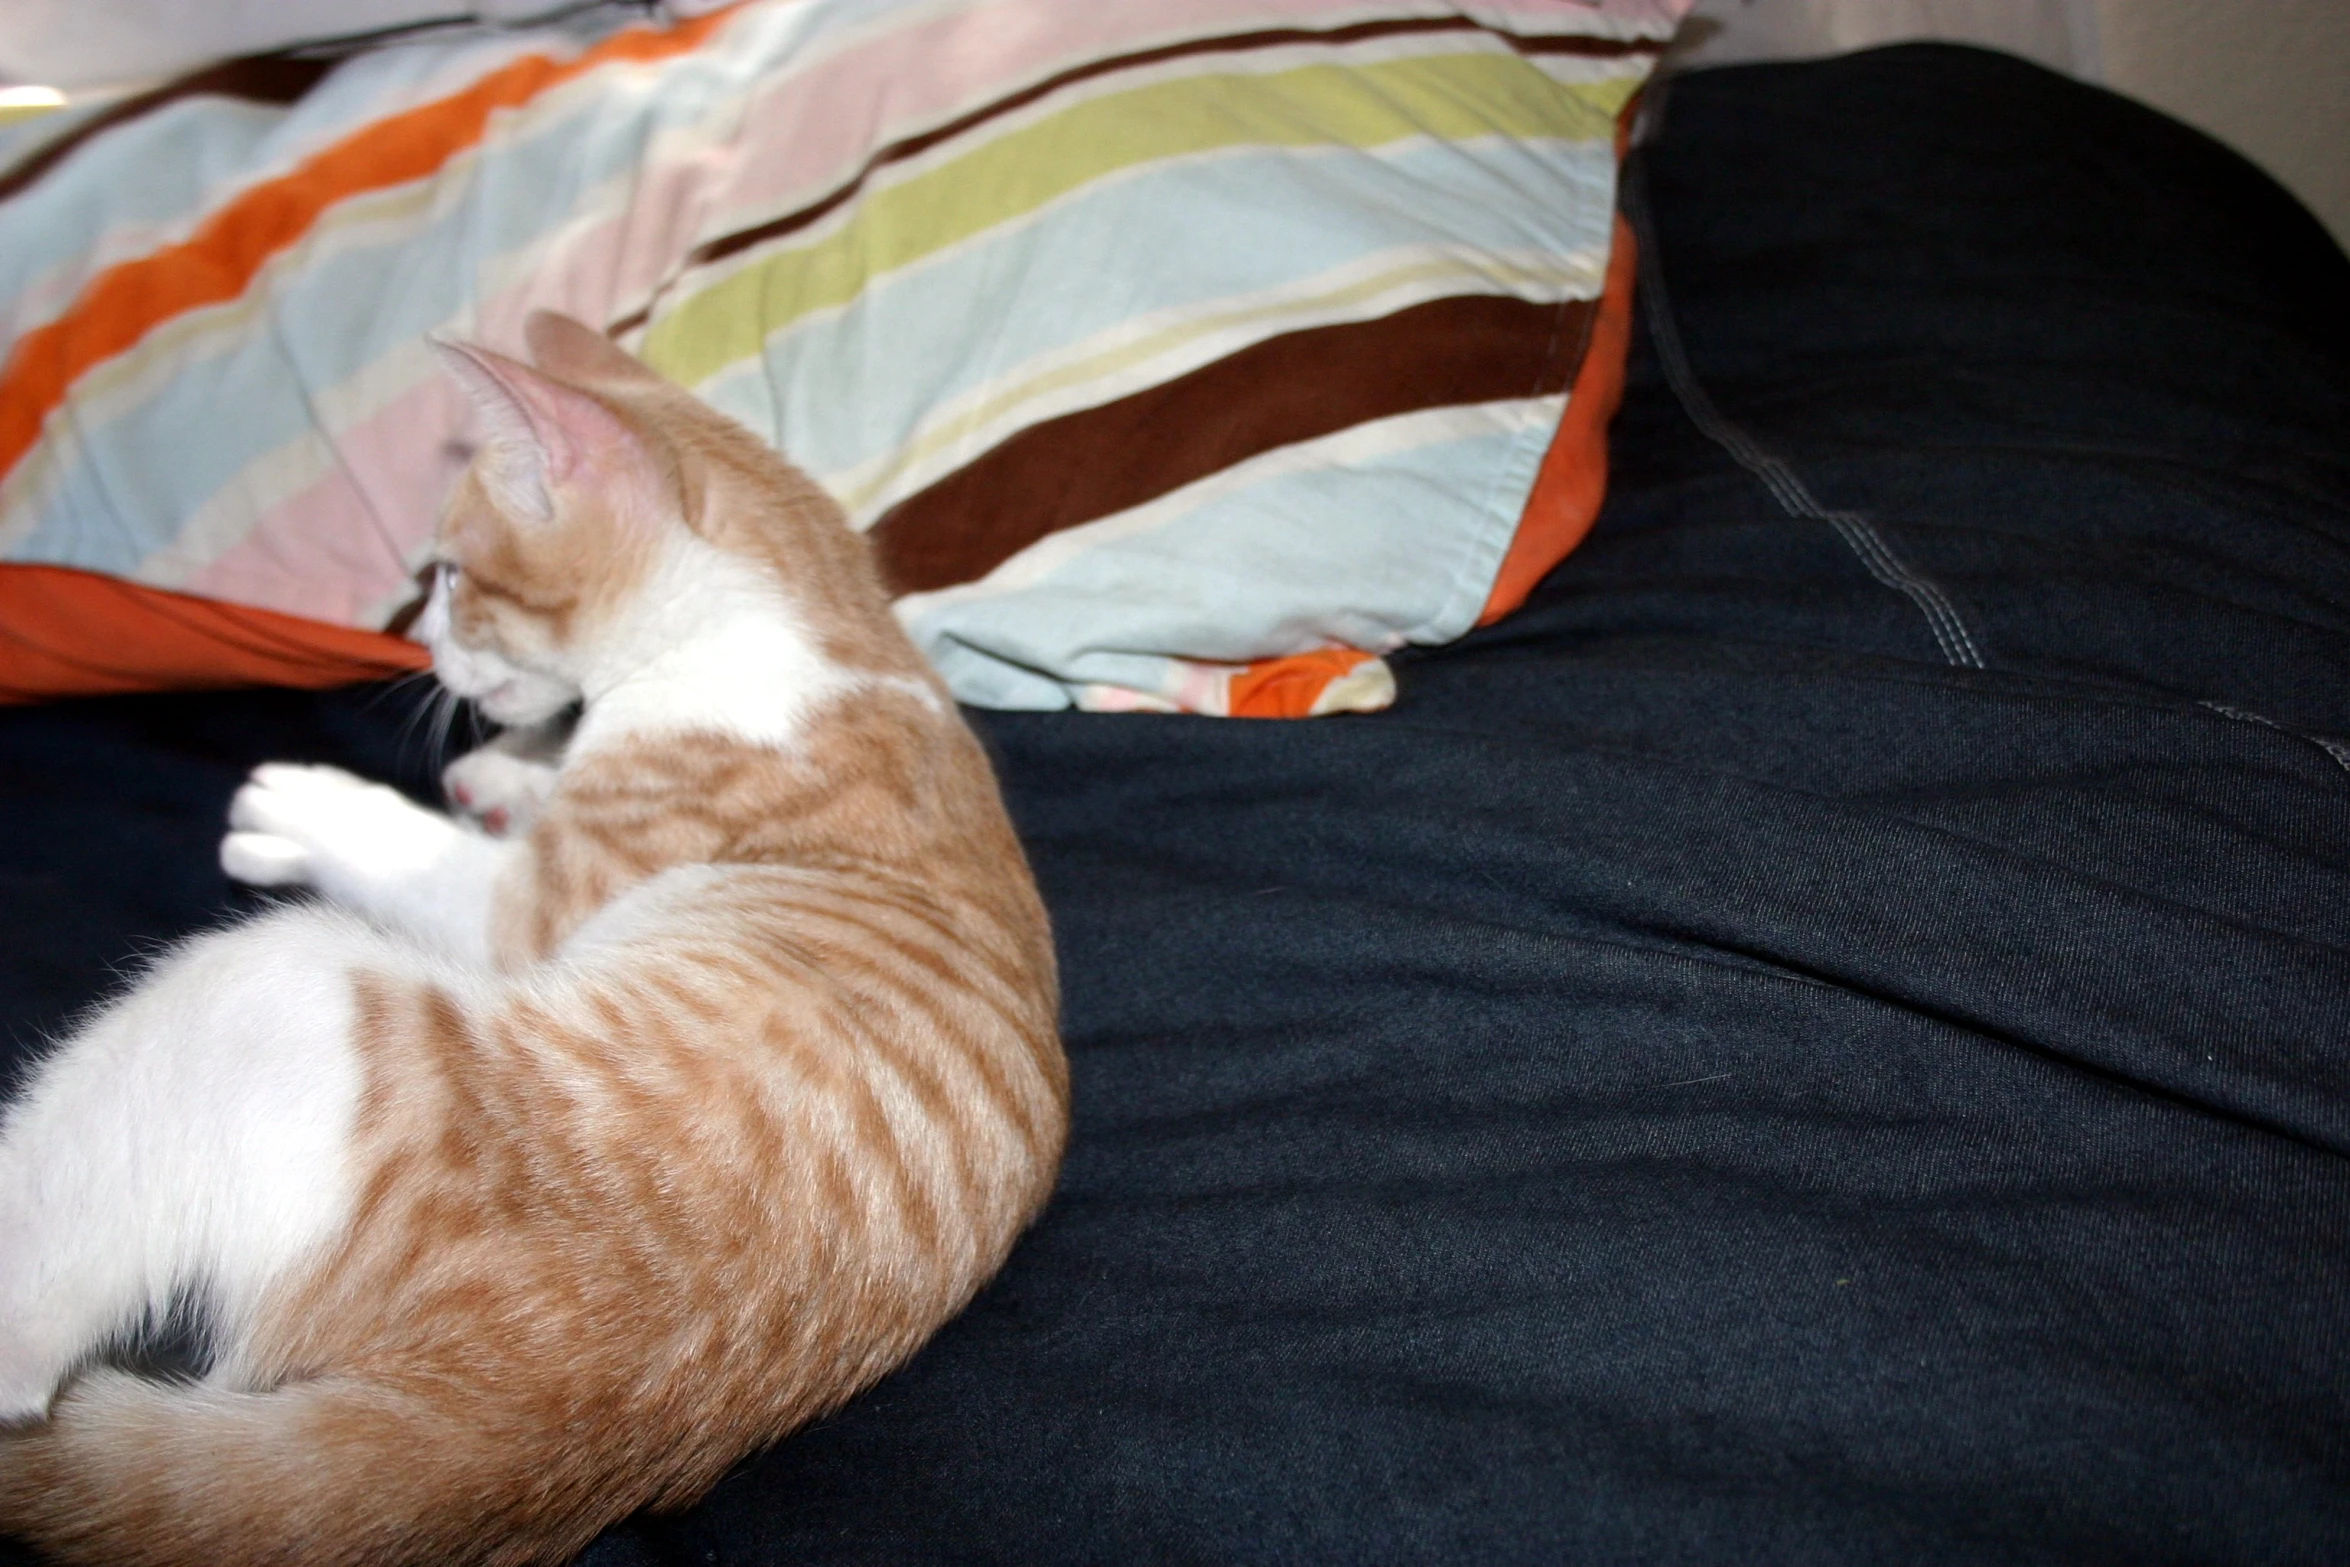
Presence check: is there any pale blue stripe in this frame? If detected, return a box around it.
[903,411,1552,709]
[0,99,289,310]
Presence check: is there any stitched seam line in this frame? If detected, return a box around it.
[2199,700,2350,780]
[1621,159,1986,670]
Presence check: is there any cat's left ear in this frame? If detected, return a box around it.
[430,338,652,524]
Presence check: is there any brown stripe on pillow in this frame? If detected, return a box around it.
[0,55,335,204]
[869,292,1596,596]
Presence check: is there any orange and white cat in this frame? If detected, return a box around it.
[0,312,1066,1565]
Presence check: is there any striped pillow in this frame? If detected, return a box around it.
[0,0,1684,712]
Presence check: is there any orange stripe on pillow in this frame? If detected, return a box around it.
[0,4,739,491]
[1226,647,1391,719]
[1475,209,1636,628]
[0,564,428,703]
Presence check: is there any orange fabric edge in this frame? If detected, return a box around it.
[1232,111,1649,712]
[1225,647,1387,719]
[1474,207,1637,628]
[0,564,429,704]
[0,4,742,490]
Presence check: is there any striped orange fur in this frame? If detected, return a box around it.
[0,314,1065,1564]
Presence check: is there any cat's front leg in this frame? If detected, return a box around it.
[223,764,516,966]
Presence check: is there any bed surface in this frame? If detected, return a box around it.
[5,43,2348,1564]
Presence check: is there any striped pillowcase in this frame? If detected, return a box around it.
[0,0,1684,712]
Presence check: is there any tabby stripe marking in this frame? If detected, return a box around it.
[823,1015,952,1258]
[795,897,1050,1167]
[824,1003,968,1256]
[835,948,1036,1187]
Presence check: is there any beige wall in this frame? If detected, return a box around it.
[2093,0,2350,253]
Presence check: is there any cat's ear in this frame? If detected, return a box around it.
[524,310,666,389]
[430,338,647,524]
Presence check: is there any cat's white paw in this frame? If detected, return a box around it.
[220,830,311,885]
[442,747,558,838]
[224,763,460,891]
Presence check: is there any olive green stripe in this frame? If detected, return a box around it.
[640,52,1636,386]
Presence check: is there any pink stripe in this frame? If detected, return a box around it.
[187,376,469,624]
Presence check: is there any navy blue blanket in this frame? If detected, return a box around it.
[4,44,2346,1565]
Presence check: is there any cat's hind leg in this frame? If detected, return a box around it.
[0,906,380,1422]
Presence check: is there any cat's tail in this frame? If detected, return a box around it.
[0,1365,601,1567]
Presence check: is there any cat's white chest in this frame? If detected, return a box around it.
[582,606,854,754]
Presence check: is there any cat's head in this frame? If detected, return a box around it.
[419,312,696,725]
[422,311,903,729]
